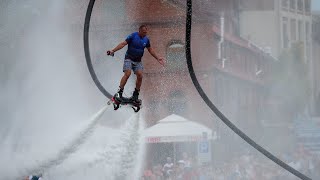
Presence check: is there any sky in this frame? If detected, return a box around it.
[313,0,320,11]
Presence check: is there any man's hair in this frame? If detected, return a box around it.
[139,24,148,30]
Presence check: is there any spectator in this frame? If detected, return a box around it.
[176,160,186,180]
[142,169,155,180]
[162,157,174,178]
[153,164,163,180]
[181,152,192,168]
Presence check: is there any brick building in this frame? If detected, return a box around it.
[76,0,291,163]
[121,0,277,139]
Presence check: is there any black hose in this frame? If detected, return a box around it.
[84,0,112,99]
[184,0,311,180]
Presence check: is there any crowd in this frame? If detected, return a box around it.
[141,150,320,180]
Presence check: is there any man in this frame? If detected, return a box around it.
[107,25,165,102]
[162,157,174,178]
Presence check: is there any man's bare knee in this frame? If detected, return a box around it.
[137,73,143,80]
[124,70,131,78]
[135,71,143,79]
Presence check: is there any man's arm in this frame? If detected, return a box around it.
[107,41,128,55]
[147,47,165,66]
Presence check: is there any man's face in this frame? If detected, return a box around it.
[139,27,148,37]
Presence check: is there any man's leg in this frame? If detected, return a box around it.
[117,59,133,98]
[131,70,143,101]
[135,70,143,91]
[117,70,131,98]
[120,70,131,89]
[130,61,143,101]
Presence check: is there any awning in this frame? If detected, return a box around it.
[142,114,212,143]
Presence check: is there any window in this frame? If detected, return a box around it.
[298,20,303,41]
[290,0,296,10]
[290,19,297,41]
[166,41,186,71]
[282,0,289,9]
[313,17,320,43]
[282,17,289,48]
[306,22,310,43]
[297,0,303,12]
[304,0,311,13]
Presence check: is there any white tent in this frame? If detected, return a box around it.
[142,114,212,143]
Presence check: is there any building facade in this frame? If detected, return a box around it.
[239,0,312,60]
[240,0,318,119]
[312,12,320,116]
[122,0,277,139]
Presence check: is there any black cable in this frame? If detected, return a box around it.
[184,0,311,180]
[84,0,112,99]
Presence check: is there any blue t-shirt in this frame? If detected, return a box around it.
[125,32,150,62]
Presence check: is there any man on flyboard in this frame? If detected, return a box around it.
[107,25,165,104]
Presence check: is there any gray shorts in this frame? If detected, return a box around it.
[123,59,144,72]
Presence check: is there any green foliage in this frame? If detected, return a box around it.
[270,42,311,116]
